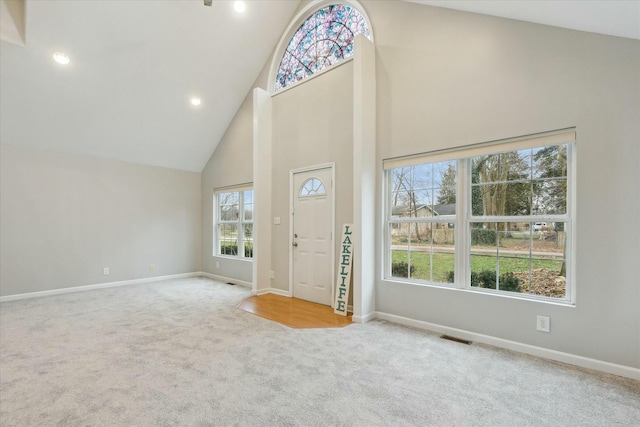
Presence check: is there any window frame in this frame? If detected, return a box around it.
[214,185,253,260]
[383,130,576,305]
[299,177,327,197]
[268,0,374,94]
[385,163,458,284]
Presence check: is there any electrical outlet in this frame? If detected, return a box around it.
[269,271,275,279]
[149,264,155,271]
[537,315,550,332]
[216,261,220,268]
[103,267,109,275]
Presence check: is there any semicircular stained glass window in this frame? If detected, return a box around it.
[300,178,326,197]
[275,4,371,92]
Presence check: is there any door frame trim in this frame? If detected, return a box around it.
[289,162,336,306]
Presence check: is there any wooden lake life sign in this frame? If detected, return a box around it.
[334,224,353,316]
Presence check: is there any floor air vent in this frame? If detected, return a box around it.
[440,335,472,345]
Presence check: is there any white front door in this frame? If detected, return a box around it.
[291,166,334,306]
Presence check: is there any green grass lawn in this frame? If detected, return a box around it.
[220,241,253,257]
[391,251,562,282]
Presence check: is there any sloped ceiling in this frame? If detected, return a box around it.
[0,0,301,172]
[410,1,640,40]
[1,1,637,172]
[0,0,25,45]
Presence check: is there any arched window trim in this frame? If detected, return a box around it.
[299,177,327,197]
[268,0,374,95]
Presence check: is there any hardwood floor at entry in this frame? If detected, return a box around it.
[238,293,352,328]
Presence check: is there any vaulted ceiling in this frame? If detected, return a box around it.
[411,1,640,40]
[0,0,301,172]
[1,0,638,172]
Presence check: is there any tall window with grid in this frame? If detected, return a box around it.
[384,130,575,303]
[215,188,253,258]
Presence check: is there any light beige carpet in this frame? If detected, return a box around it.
[1,277,638,426]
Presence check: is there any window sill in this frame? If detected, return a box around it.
[214,255,253,262]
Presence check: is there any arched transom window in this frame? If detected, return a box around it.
[275,4,371,92]
[299,178,326,197]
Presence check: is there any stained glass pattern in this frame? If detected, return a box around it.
[275,4,371,91]
[300,178,326,197]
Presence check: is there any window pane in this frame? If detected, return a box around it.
[391,167,412,213]
[300,178,326,197]
[390,223,412,279]
[433,161,457,215]
[275,5,371,91]
[472,183,505,216]
[472,181,532,216]
[386,137,572,303]
[470,149,538,217]
[388,160,457,283]
[219,224,238,256]
[533,145,568,179]
[470,222,567,298]
[408,223,455,283]
[390,222,455,283]
[495,224,529,294]
[533,178,567,215]
[406,222,426,279]
[243,190,254,221]
[243,224,253,258]
[433,225,455,283]
[470,223,498,289]
[390,161,457,220]
[219,192,239,221]
[471,144,569,217]
[530,222,566,298]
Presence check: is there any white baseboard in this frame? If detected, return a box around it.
[198,272,253,289]
[0,272,201,302]
[375,311,640,381]
[253,287,291,297]
[352,311,376,324]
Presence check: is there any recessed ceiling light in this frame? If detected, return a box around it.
[233,1,246,14]
[53,52,70,65]
[191,97,202,106]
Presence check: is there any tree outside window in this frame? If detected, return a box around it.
[385,132,574,302]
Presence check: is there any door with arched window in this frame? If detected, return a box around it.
[291,165,334,306]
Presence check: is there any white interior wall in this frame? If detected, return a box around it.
[199,0,638,372]
[4,0,632,374]
[252,88,273,293]
[0,144,202,296]
[270,62,355,293]
[200,59,276,284]
[200,91,255,283]
[367,1,639,369]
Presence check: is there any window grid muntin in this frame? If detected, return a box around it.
[466,220,568,297]
[470,145,569,217]
[386,159,458,285]
[385,140,574,303]
[215,189,253,259]
[300,177,327,197]
[275,4,371,92]
[387,219,458,284]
